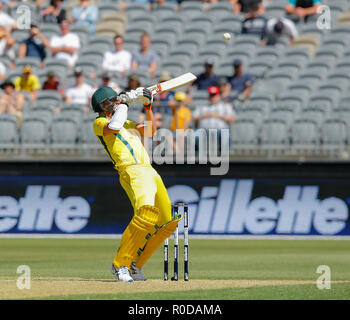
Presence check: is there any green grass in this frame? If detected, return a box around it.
[42,283,350,300]
[1,238,350,299]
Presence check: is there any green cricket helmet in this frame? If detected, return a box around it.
[91,86,119,113]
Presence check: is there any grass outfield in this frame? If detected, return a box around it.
[0,238,350,299]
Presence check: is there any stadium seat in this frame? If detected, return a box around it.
[213,21,242,36]
[98,2,119,18]
[315,46,344,59]
[21,117,48,145]
[180,1,205,17]
[270,107,295,128]
[152,2,178,19]
[125,3,150,19]
[334,108,350,127]
[230,119,258,149]
[44,58,69,75]
[15,57,41,69]
[36,90,62,105]
[51,116,79,144]
[299,108,325,128]
[25,105,55,125]
[81,115,99,144]
[0,114,18,144]
[238,107,265,127]
[60,104,85,122]
[321,119,348,149]
[291,119,319,150]
[261,119,289,148]
[101,11,127,24]
[207,2,233,18]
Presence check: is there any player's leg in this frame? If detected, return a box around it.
[135,171,181,269]
[112,167,161,272]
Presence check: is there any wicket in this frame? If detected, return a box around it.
[164,203,189,281]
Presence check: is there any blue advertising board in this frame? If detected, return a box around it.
[0,175,349,236]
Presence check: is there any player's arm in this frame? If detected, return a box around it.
[136,106,157,137]
[102,103,128,136]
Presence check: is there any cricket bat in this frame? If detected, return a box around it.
[147,72,197,96]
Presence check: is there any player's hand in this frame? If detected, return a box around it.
[135,87,153,105]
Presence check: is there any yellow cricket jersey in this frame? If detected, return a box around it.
[93,115,150,171]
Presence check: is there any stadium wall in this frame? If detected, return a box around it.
[1,162,350,236]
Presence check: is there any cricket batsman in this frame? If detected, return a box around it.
[91,86,182,282]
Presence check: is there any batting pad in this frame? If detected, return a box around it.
[113,205,160,268]
[135,214,182,268]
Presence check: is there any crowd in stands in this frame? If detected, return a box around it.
[0,0,349,156]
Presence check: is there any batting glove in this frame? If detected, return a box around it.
[135,87,153,105]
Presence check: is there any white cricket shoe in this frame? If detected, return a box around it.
[130,261,147,281]
[110,265,134,282]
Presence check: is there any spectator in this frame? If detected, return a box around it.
[0,79,25,125]
[232,0,265,14]
[50,20,80,68]
[43,71,64,95]
[0,26,16,64]
[189,58,219,92]
[170,91,192,153]
[64,67,94,113]
[96,71,121,93]
[131,33,159,79]
[285,0,321,22]
[228,58,253,102]
[153,71,175,114]
[241,1,268,44]
[217,77,234,104]
[71,0,98,35]
[41,0,66,24]
[0,1,16,31]
[18,24,50,63]
[0,62,6,81]
[170,91,191,132]
[264,18,298,46]
[193,86,236,130]
[124,73,140,91]
[14,65,41,102]
[102,35,132,76]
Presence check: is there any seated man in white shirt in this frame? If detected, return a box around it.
[102,35,131,76]
[64,67,94,113]
[193,86,236,130]
[0,2,17,31]
[50,20,80,68]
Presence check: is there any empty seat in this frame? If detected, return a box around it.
[208,2,233,18]
[0,114,18,144]
[321,119,348,148]
[291,119,319,147]
[51,116,79,144]
[180,1,205,17]
[261,119,289,147]
[270,107,295,128]
[36,90,62,106]
[334,108,350,126]
[300,108,324,127]
[16,57,41,69]
[21,117,48,144]
[230,119,258,147]
[238,107,265,127]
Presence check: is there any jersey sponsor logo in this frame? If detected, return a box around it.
[0,186,91,233]
[167,179,349,235]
